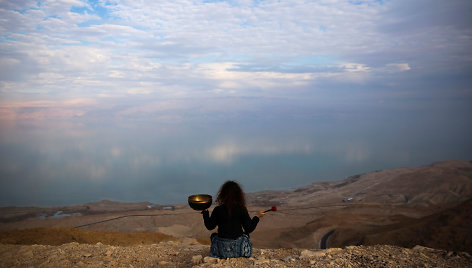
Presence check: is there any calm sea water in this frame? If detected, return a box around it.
[1,101,470,206]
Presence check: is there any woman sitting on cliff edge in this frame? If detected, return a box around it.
[201,180,265,258]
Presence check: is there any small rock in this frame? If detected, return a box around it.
[254,259,270,265]
[83,253,92,257]
[412,245,434,252]
[300,249,325,259]
[158,261,170,267]
[192,255,203,265]
[326,248,342,254]
[282,256,295,262]
[204,256,218,264]
[22,250,34,258]
[181,237,199,245]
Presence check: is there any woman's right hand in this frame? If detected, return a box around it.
[256,211,266,218]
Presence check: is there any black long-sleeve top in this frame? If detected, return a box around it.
[202,205,260,239]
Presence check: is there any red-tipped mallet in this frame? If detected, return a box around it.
[264,206,277,213]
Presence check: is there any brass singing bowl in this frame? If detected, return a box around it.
[188,194,212,210]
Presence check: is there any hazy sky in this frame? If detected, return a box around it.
[0,0,471,206]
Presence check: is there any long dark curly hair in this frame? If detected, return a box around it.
[215,180,246,213]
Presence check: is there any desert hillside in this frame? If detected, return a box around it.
[247,160,472,207]
[273,198,472,253]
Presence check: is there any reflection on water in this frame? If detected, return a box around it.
[0,109,470,206]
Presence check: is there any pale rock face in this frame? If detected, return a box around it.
[203,256,218,264]
[300,249,326,259]
[192,254,203,265]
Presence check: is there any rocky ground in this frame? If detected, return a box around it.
[1,240,471,268]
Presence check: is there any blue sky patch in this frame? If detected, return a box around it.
[70,0,109,19]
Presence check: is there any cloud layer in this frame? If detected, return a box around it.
[1,0,470,118]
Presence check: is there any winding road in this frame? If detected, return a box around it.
[320,229,335,249]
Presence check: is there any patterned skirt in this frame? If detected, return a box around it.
[209,233,253,259]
